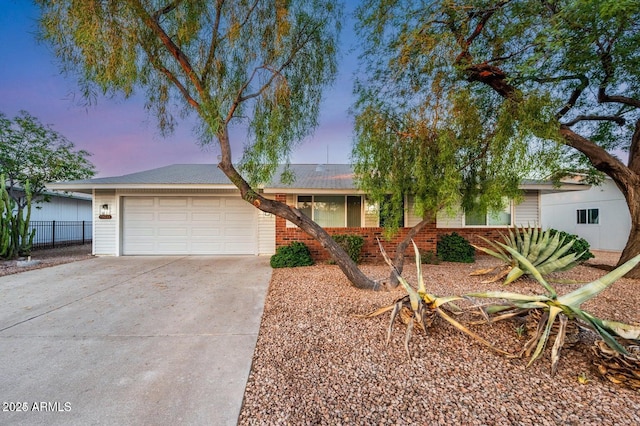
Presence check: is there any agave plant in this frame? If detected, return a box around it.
[468,243,640,375]
[362,238,510,358]
[471,226,585,285]
[591,340,640,390]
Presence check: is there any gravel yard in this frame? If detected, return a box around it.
[239,251,640,425]
[0,244,93,277]
[3,247,638,423]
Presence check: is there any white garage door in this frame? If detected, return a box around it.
[122,196,257,255]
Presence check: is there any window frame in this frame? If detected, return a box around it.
[296,195,364,228]
[577,208,599,224]
[463,200,514,227]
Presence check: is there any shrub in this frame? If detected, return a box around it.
[420,250,441,265]
[548,229,595,262]
[270,241,314,268]
[437,232,475,263]
[332,234,365,264]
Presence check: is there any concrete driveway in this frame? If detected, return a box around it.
[0,256,271,426]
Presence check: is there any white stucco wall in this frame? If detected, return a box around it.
[541,179,630,251]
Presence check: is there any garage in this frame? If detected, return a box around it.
[122,196,257,255]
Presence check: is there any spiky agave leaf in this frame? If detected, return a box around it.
[373,238,511,357]
[502,266,525,285]
[500,244,557,298]
[376,238,421,311]
[550,313,568,375]
[521,225,532,258]
[536,251,582,275]
[466,291,552,304]
[434,307,513,356]
[533,231,561,266]
[558,253,640,308]
[472,238,511,263]
[597,319,640,341]
[411,240,428,296]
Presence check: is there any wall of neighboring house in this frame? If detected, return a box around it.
[541,179,630,251]
[11,189,92,221]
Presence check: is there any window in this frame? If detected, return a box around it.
[464,201,512,226]
[297,195,362,227]
[577,208,599,224]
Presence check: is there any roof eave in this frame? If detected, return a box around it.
[46,183,239,194]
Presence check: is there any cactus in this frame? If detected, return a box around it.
[0,174,13,258]
[15,180,36,256]
[0,175,36,259]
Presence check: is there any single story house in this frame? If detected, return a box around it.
[541,177,630,251]
[47,164,589,261]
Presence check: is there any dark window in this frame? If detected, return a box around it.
[577,208,599,224]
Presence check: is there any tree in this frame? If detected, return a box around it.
[36,1,380,289]
[0,111,95,257]
[354,0,640,277]
[353,3,563,283]
[0,111,95,207]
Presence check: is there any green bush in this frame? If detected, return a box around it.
[437,232,475,263]
[548,229,595,262]
[270,241,315,268]
[332,234,365,264]
[420,250,441,265]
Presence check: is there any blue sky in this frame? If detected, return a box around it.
[0,2,357,177]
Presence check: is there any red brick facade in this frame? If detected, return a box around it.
[274,194,507,263]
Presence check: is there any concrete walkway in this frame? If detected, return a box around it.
[0,256,272,425]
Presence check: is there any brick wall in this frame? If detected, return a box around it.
[274,193,506,263]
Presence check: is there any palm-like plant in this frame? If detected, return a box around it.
[468,244,640,374]
[363,238,510,358]
[471,226,584,285]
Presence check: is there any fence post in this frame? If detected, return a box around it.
[52,220,55,249]
[82,220,85,245]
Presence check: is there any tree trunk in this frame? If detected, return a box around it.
[615,182,640,278]
[559,126,640,278]
[389,217,432,287]
[215,136,380,290]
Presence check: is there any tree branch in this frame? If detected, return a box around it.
[629,118,640,172]
[132,0,207,100]
[597,89,640,108]
[138,41,201,110]
[464,62,520,100]
[562,114,625,127]
[225,21,319,124]
[559,124,631,182]
[201,0,224,84]
[153,1,182,20]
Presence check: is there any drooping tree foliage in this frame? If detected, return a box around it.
[353,2,563,282]
[354,0,640,277]
[0,111,94,258]
[36,0,379,288]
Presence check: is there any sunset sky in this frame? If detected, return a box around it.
[0,2,357,178]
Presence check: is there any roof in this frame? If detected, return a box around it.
[46,163,589,194]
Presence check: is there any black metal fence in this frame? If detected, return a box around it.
[29,221,93,249]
